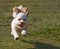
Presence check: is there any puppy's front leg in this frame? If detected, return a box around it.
[21,30,27,36]
[11,24,19,40]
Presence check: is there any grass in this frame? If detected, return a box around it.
[0,0,60,49]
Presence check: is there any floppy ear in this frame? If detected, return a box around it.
[25,7,29,15]
[13,7,18,11]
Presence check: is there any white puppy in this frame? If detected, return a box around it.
[11,5,29,40]
[11,13,28,40]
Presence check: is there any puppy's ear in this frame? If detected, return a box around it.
[24,7,29,15]
[18,5,23,10]
[13,7,18,11]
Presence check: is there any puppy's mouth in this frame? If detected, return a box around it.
[18,23,24,27]
[19,24,23,27]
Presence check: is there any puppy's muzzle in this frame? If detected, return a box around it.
[21,22,24,24]
[18,22,25,27]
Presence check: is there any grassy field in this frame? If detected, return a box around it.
[0,0,60,49]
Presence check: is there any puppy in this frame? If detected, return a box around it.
[11,5,29,40]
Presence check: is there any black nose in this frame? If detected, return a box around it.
[21,22,24,24]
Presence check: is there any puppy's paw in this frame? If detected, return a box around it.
[21,30,27,35]
[14,37,19,40]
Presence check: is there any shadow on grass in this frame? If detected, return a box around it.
[21,40,60,49]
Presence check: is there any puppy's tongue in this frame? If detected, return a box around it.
[18,24,23,27]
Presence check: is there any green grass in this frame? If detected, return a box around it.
[0,0,60,49]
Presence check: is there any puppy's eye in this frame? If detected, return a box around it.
[18,19,21,20]
[23,19,26,21]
